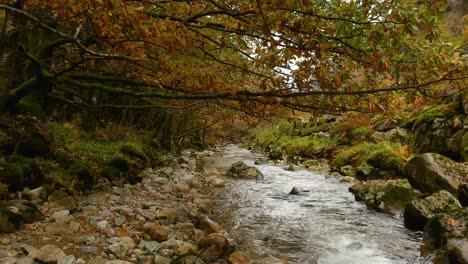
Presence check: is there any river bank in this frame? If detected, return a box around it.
[0,148,253,264]
[245,97,468,264]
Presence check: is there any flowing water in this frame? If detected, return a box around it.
[211,145,428,264]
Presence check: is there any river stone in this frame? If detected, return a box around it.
[422,207,468,264]
[405,153,468,195]
[154,255,171,264]
[139,241,160,253]
[105,261,133,264]
[404,190,462,230]
[229,251,251,264]
[45,221,80,235]
[289,186,301,195]
[160,239,198,256]
[145,224,169,242]
[349,179,420,214]
[48,190,77,212]
[228,161,264,180]
[197,233,230,261]
[29,245,67,263]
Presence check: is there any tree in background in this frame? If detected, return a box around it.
[0,0,465,133]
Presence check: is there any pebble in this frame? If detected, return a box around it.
[0,153,249,264]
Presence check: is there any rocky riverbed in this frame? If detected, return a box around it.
[0,149,250,264]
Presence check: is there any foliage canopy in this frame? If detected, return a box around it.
[0,0,466,117]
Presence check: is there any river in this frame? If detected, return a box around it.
[210,145,429,264]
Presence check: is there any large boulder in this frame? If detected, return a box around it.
[409,101,465,160]
[422,207,468,264]
[405,153,468,195]
[403,190,462,231]
[349,179,420,214]
[228,161,264,180]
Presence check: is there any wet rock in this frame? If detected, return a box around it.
[349,179,420,214]
[145,224,169,242]
[229,161,264,180]
[406,153,468,195]
[192,213,224,234]
[198,233,230,261]
[228,251,251,264]
[289,186,301,195]
[29,245,67,263]
[160,239,198,256]
[404,190,462,230]
[422,207,468,264]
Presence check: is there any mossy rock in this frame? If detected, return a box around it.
[229,161,264,180]
[421,207,468,263]
[405,153,468,195]
[408,102,464,160]
[120,144,148,162]
[404,190,462,230]
[350,179,420,215]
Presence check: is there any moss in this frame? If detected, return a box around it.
[279,135,338,158]
[333,141,408,179]
[120,144,148,162]
[348,126,372,144]
[406,101,461,129]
